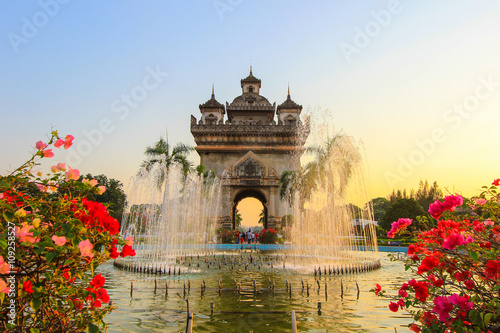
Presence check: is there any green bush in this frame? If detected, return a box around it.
[257,228,278,244]
[216,228,238,244]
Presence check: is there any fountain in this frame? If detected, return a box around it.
[116,126,380,275]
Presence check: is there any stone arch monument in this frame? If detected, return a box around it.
[190,68,309,229]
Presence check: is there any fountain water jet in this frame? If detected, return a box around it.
[117,116,380,275]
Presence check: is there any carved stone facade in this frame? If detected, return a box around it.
[191,68,309,229]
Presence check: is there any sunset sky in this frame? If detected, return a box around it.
[1,1,499,225]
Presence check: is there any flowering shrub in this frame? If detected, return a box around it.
[257,228,278,244]
[374,183,500,332]
[216,228,238,244]
[0,130,134,332]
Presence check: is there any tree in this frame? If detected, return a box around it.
[140,135,193,183]
[235,210,242,228]
[83,174,126,222]
[279,133,358,207]
[371,197,391,223]
[388,180,443,212]
[380,198,428,233]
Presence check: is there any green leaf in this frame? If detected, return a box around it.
[62,223,72,234]
[31,297,42,311]
[484,313,493,327]
[45,252,57,263]
[469,250,479,262]
[87,323,99,333]
[2,211,14,222]
[493,284,500,291]
[0,202,15,212]
[30,329,40,333]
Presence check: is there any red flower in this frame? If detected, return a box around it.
[109,245,119,259]
[22,280,33,294]
[119,244,136,258]
[417,255,440,274]
[409,324,421,332]
[97,288,110,303]
[484,260,500,279]
[492,178,500,186]
[388,301,399,312]
[374,283,382,295]
[90,274,105,289]
[408,279,429,302]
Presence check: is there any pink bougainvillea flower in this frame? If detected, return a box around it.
[97,186,106,195]
[484,219,494,226]
[52,235,67,246]
[428,200,445,219]
[125,236,134,246]
[0,256,10,274]
[15,223,39,243]
[54,134,74,149]
[57,162,66,171]
[493,178,500,186]
[387,218,412,238]
[22,280,34,294]
[42,149,54,158]
[374,283,382,295]
[82,178,98,187]
[0,279,11,294]
[448,293,473,312]
[35,141,47,150]
[428,195,463,219]
[65,167,80,181]
[442,233,465,250]
[51,165,58,173]
[79,239,94,259]
[433,296,454,322]
[474,198,487,205]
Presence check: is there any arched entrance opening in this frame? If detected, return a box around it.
[232,190,268,230]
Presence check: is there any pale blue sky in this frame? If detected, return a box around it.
[1,1,500,201]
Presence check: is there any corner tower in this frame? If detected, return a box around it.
[191,69,309,229]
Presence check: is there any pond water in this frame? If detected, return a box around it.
[99,252,413,333]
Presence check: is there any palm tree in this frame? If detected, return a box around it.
[279,133,359,207]
[140,135,193,182]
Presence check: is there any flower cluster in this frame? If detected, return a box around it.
[216,228,239,244]
[428,194,463,219]
[0,130,134,332]
[374,181,500,333]
[387,218,413,238]
[257,228,278,244]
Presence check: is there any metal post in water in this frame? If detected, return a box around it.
[130,282,133,297]
[318,302,322,314]
[154,279,157,294]
[185,312,193,333]
[356,281,360,299]
[341,280,344,299]
[291,310,297,333]
[210,302,214,315]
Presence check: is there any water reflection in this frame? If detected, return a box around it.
[101,254,413,332]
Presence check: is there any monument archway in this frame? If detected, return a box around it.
[191,68,309,229]
[232,190,268,229]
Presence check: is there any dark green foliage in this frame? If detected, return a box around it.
[381,198,427,233]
